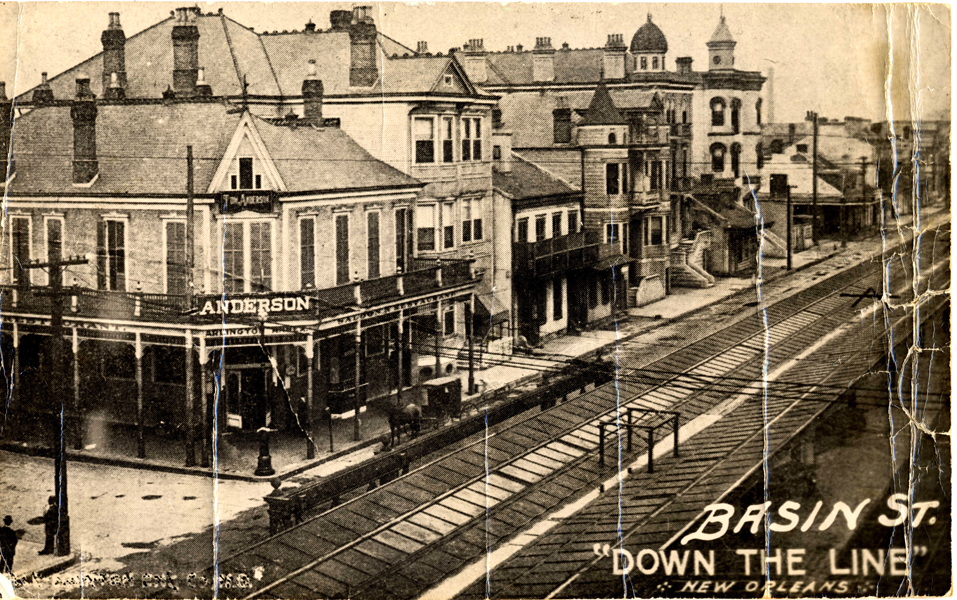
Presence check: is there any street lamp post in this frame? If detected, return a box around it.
[254,306,275,477]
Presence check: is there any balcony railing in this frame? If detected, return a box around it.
[513,231,602,278]
[2,258,475,326]
[630,125,670,146]
[670,123,692,137]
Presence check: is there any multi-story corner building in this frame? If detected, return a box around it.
[2,63,478,464]
[455,13,767,297]
[16,6,500,365]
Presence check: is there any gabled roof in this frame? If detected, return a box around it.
[16,10,480,102]
[494,154,580,200]
[7,102,420,196]
[374,56,475,95]
[579,79,627,126]
[17,13,283,102]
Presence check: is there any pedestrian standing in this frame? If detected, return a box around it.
[0,516,17,573]
[38,496,57,555]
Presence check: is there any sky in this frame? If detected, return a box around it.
[0,2,950,124]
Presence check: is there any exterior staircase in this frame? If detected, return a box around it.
[670,230,716,288]
[760,229,788,259]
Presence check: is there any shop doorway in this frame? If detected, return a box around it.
[224,365,269,431]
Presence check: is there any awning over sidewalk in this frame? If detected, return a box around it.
[590,254,636,271]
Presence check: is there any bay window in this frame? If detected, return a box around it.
[416,204,436,251]
[442,116,455,163]
[414,117,435,164]
[443,203,455,250]
[462,117,482,161]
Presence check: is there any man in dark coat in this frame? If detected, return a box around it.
[38,496,57,555]
[0,516,17,573]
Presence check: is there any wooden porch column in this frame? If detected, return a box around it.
[184,329,196,467]
[11,322,18,406]
[396,310,404,406]
[134,333,145,459]
[72,328,82,450]
[305,333,315,459]
[198,334,210,468]
[353,322,362,442]
[434,300,443,378]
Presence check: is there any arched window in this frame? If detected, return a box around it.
[710,97,726,127]
[608,132,617,145]
[755,98,763,126]
[730,98,741,134]
[710,143,726,173]
[730,143,741,178]
[756,143,764,169]
[681,110,688,124]
[640,56,648,70]
[652,57,658,70]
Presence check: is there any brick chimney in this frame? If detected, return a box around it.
[532,37,555,82]
[304,20,316,33]
[104,71,126,101]
[194,67,212,97]
[675,56,693,75]
[172,7,200,97]
[603,34,626,80]
[416,41,428,54]
[302,60,323,123]
[349,6,378,87]
[463,39,487,84]
[0,82,11,181]
[33,72,55,105]
[71,74,98,185]
[101,12,126,92]
[329,10,351,30]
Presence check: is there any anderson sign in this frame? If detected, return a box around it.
[197,295,311,316]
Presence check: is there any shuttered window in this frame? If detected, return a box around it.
[335,214,350,286]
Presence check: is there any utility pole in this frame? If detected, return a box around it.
[24,253,89,556]
[786,184,794,270]
[184,145,196,467]
[806,111,819,245]
[466,296,475,395]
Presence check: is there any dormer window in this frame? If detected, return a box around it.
[231,157,262,190]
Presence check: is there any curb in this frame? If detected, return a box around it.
[21,552,78,582]
[1,435,384,483]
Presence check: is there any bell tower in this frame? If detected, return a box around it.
[707,16,736,70]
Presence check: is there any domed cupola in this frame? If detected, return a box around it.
[630,15,668,71]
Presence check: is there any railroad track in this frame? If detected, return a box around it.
[214,226,949,600]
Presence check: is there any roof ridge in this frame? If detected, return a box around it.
[16,14,179,101]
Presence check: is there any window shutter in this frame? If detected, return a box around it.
[96,220,106,289]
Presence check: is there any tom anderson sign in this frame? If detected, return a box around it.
[218,191,276,214]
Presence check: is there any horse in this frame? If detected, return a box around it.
[386,402,423,448]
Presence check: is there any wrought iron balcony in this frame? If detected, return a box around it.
[2,258,475,326]
[513,231,602,278]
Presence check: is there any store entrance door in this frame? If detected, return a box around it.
[224,365,269,431]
